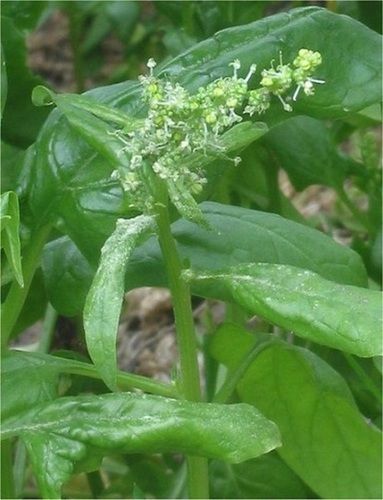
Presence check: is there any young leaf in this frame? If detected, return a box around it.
[213,341,383,499]
[32,86,138,128]
[32,87,131,169]
[83,215,155,390]
[187,263,382,357]
[2,393,281,499]
[126,202,367,292]
[0,191,23,287]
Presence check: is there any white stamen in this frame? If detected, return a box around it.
[277,94,292,112]
[245,64,257,83]
[293,85,301,101]
[229,59,241,78]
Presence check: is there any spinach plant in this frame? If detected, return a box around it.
[1,4,382,499]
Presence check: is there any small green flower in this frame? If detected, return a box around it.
[113,49,323,218]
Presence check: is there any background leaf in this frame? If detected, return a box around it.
[189,263,382,357]
[262,115,363,191]
[212,338,382,499]
[2,392,281,499]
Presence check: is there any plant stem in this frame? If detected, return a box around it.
[86,470,104,498]
[213,341,270,404]
[1,440,15,499]
[63,359,178,398]
[155,203,202,402]
[37,303,58,353]
[13,440,27,499]
[67,5,84,93]
[337,186,373,233]
[1,224,51,349]
[343,353,382,403]
[153,185,209,498]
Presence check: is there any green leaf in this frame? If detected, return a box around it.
[1,16,50,147]
[214,340,383,499]
[209,453,312,499]
[1,350,59,422]
[263,116,359,190]
[32,87,133,169]
[84,215,155,390]
[0,191,23,286]
[42,236,95,317]
[187,263,382,357]
[126,202,367,292]
[160,7,382,117]
[32,85,139,129]
[2,393,281,499]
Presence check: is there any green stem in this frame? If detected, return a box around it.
[214,341,270,404]
[86,470,104,498]
[1,440,15,499]
[13,440,27,498]
[60,359,178,399]
[337,187,373,233]
[343,353,382,403]
[1,224,51,349]
[67,5,84,92]
[153,183,209,499]
[37,303,58,353]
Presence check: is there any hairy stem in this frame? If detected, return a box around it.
[1,224,51,348]
[153,182,209,499]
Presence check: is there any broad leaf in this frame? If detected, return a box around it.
[187,263,382,357]
[159,7,381,117]
[84,215,155,390]
[212,339,382,499]
[2,393,281,499]
[126,202,367,291]
[0,191,23,286]
[42,236,95,317]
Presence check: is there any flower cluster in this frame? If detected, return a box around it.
[113,49,323,213]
